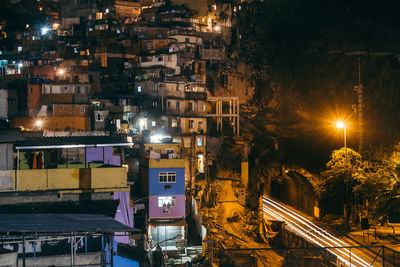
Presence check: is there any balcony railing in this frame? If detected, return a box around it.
[184,91,207,100]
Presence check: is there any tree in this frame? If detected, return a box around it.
[371,144,400,223]
[318,148,361,214]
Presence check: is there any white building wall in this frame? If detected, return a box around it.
[169,35,203,45]
[43,84,91,94]
[139,54,180,74]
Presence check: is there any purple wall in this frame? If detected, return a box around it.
[149,194,185,219]
[113,191,134,244]
[86,147,120,166]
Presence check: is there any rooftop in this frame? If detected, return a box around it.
[0,214,136,234]
[15,136,133,150]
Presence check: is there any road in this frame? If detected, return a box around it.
[262,195,382,267]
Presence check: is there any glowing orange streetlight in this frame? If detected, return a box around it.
[57,68,65,75]
[35,119,43,128]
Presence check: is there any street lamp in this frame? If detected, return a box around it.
[336,121,347,164]
[336,121,349,219]
[35,119,43,129]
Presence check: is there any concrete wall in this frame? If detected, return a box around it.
[115,0,141,18]
[11,116,90,131]
[52,104,90,117]
[148,168,185,196]
[13,167,127,191]
[43,84,91,95]
[139,54,180,74]
[91,167,127,188]
[0,250,17,266]
[0,143,14,170]
[18,252,102,267]
[180,117,207,134]
[148,159,185,169]
[86,146,120,166]
[169,34,203,45]
[0,89,8,119]
[0,170,14,191]
[27,83,42,116]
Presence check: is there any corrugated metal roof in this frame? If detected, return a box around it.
[15,136,133,150]
[0,214,136,234]
[0,135,25,143]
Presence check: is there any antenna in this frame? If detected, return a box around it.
[354,57,363,154]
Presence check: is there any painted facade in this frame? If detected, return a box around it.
[148,165,185,219]
[86,147,121,166]
[142,143,186,220]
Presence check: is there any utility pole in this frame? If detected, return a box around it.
[354,58,363,154]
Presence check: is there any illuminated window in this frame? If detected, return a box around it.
[184,138,191,148]
[197,137,203,147]
[158,196,176,207]
[152,121,156,126]
[137,86,141,92]
[171,120,177,127]
[159,172,176,183]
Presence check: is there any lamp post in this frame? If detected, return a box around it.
[336,121,347,163]
[336,121,349,219]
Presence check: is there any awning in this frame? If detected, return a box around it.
[15,136,133,150]
[149,219,187,227]
[0,214,138,234]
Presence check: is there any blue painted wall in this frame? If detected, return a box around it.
[149,168,185,195]
[113,255,140,267]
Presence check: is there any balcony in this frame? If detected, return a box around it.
[184,91,207,100]
[0,167,128,192]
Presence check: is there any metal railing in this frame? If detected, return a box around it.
[220,245,400,267]
[0,233,119,267]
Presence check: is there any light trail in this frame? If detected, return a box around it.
[263,196,372,267]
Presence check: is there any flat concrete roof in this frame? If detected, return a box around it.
[15,136,133,150]
[0,214,137,234]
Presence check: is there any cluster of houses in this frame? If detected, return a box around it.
[0,0,252,265]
